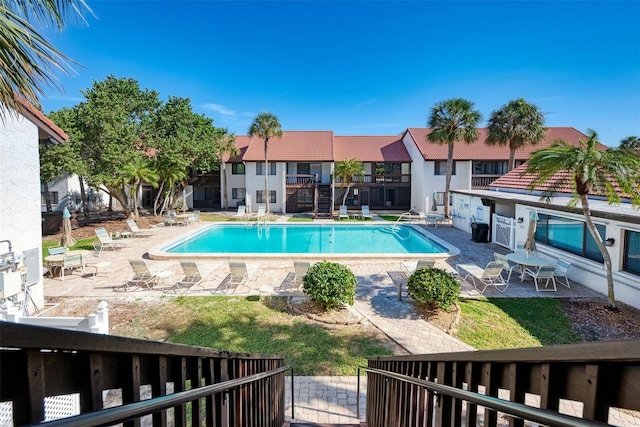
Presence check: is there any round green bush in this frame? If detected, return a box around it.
[302,261,357,311]
[407,267,460,311]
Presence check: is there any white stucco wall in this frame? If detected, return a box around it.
[224,165,248,209]
[0,111,44,309]
[244,162,283,213]
[402,133,427,212]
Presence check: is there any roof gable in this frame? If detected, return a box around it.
[17,98,69,143]
[241,130,334,162]
[334,136,411,162]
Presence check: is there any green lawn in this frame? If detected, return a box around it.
[42,237,97,260]
[456,297,580,349]
[120,296,393,376]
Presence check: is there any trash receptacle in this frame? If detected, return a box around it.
[42,211,63,235]
[471,222,489,242]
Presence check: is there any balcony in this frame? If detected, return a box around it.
[472,174,503,189]
[335,174,411,184]
[285,174,317,187]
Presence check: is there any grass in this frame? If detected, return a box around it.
[456,297,580,349]
[121,296,393,375]
[42,237,97,260]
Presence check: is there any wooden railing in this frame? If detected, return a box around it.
[335,174,411,184]
[0,322,288,426]
[364,340,640,426]
[471,174,502,189]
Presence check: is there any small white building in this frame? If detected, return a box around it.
[1,99,68,311]
[450,165,640,310]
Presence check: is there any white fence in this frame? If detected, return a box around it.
[492,214,516,250]
[0,301,109,334]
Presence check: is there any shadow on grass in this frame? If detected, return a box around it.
[165,296,393,375]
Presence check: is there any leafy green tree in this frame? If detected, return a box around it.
[148,96,228,214]
[248,112,283,213]
[525,129,640,309]
[46,107,91,214]
[427,98,481,217]
[486,98,547,171]
[71,75,161,217]
[335,158,365,206]
[619,136,640,150]
[0,0,91,114]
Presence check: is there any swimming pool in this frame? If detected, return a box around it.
[149,223,459,260]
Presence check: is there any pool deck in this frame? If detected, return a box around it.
[42,214,627,425]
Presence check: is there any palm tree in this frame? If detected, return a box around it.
[427,98,481,217]
[335,158,365,206]
[248,112,283,213]
[525,129,640,309]
[0,0,92,114]
[121,157,159,219]
[486,98,547,171]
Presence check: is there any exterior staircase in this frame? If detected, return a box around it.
[316,184,333,219]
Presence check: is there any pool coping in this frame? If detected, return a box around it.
[147,222,461,261]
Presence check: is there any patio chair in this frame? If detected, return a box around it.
[401,259,436,278]
[218,261,252,293]
[256,205,267,222]
[163,214,176,226]
[293,261,311,287]
[57,254,84,281]
[361,205,373,220]
[126,219,154,237]
[456,261,508,294]
[233,205,246,218]
[493,252,519,282]
[94,227,128,252]
[116,260,170,291]
[339,205,349,220]
[193,210,201,223]
[164,261,216,294]
[554,259,572,288]
[48,246,66,256]
[524,264,557,292]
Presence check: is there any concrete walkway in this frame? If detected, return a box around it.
[42,216,624,425]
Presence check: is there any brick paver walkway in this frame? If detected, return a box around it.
[41,216,634,425]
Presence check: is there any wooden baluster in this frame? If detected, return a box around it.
[151,355,167,427]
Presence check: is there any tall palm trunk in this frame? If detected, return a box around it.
[444,143,454,217]
[264,139,270,213]
[580,194,616,308]
[78,177,88,217]
[508,146,516,171]
[43,182,53,212]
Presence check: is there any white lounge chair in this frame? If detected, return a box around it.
[256,205,267,222]
[401,259,436,278]
[94,227,128,252]
[164,261,217,294]
[493,252,519,282]
[457,261,508,294]
[126,219,154,237]
[339,205,349,220]
[233,205,246,218]
[218,261,252,293]
[116,260,171,292]
[524,265,557,292]
[361,205,373,220]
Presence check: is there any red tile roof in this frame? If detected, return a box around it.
[405,127,594,161]
[334,136,411,162]
[489,162,627,197]
[224,135,252,162]
[17,98,69,142]
[241,130,334,162]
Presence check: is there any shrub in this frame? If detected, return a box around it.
[407,267,460,311]
[302,261,357,311]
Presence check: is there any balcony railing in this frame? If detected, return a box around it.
[0,322,288,426]
[335,174,411,184]
[363,339,640,426]
[472,174,503,189]
[286,174,317,186]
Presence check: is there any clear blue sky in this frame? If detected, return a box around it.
[40,1,639,147]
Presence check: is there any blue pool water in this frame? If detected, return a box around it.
[164,224,448,255]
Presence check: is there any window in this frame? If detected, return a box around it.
[434,161,455,176]
[297,163,310,174]
[41,191,59,204]
[535,213,605,262]
[256,190,276,203]
[232,188,246,199]
[472,161,508,175]
[256,162,276,175]
[623,230,640,276]
[231,163,245,175]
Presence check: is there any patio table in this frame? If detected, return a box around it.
[44,250,91,277]
[505,252,555,282]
